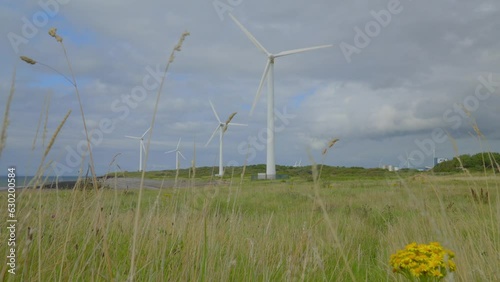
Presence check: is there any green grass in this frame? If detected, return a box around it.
[5,25,500,281]
[1,174,499,281]
[112,164,426,182]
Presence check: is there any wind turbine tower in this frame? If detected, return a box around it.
[205,100,247,176]
[229,14,333,179]
[125,127,151,172]
[166,138,186,170]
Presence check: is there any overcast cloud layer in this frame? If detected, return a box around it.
[1,0,500,176]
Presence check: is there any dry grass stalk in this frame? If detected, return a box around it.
[47,26,99,191]
[446,131,472,176]
[191,139,197,188]
[20,55,36,65]
[20,27,99,190]
[20,55,74,86]
[43,110,71,159]
[32,100,45,150]
[48,27,62,42]
[0,70,16,143]
[223,112,237,133]
[322,138,339,156]
[310,159,356,281]
[129,30,190,281]
[21,227,34,277]
[28,109,71,191]
[35,108,72,275]
[42,94,51,147]
[0,69,16,159]
[169,31,190,63]
[471,188,489,204]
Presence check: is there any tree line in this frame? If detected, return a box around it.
[433,152,500,172]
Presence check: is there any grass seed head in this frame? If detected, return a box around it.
[327,138,339,149]
[322,138,340,155]
[174,31,191,51]
[48,27,63,42]
[20,56,37,65]
[169,31,190,63]
[225,112,237,125]
[48,27,57,37]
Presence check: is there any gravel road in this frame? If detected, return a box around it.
[101,177,197,189]
[1,177,219,191]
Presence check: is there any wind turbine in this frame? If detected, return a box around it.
[166,138,186,170]
[229,14,333,179]
[125,127,150,172]
[205,100,247,177]
[404,152,415,169]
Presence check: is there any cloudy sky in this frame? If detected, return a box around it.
[1,0,500,177]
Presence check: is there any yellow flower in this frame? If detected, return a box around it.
[448,260,456,271]
[390,242,456,280]
[431,269,443,277]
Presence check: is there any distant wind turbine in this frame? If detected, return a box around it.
[229,13,333,179]
[125,127,151,172]
[205,100,247,177]
[404,152,415,169]
[166,138,186,170]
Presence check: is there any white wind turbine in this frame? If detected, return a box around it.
[166,138,186,170]
[404,152,415,169]
[205,100,247,177]
[125,127,151,172]
[229,14,333,179]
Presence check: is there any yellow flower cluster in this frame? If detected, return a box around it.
[390,242,456,280]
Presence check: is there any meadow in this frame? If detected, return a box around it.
[2,27,499,281]
[1,170,499,281]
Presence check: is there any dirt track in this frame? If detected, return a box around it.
[0,177,219,191]
[101,177,198,189]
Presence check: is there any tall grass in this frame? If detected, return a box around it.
[0,68,16,159]
[128,31,189,281]
[1,174,499,281]
[3,26,499,282]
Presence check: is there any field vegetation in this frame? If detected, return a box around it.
[1,26,499,281]
[1,168,499,281]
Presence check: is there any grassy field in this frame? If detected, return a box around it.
[1,171,499,281]
[3,28,499,281]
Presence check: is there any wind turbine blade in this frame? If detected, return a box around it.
[205,126,220,147]
[176,138,182,150]
[125,135,140,139]
[178,151,186,160]
[229,13,270,56]
[209,100,221,123]
[250,59,271,115]
[141,141,146,153]
[141,127,151,138]
[165,149,176,154]
[274,45,333,58]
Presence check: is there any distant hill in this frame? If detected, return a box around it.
[105,164,418,181]
[433,152,500,173]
